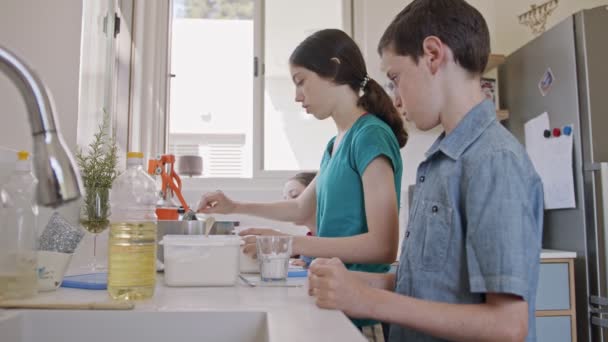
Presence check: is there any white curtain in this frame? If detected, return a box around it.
[128,0,171,160]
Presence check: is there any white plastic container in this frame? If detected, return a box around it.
[37,251,73,291]
[160,235,242,286]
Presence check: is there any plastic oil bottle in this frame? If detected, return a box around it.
[108,152,158,300]
[0,151,38,299]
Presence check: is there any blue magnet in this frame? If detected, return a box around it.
[563,125,572,136]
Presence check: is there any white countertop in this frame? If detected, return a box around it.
[541,249,576,259]
[3,274,365,342]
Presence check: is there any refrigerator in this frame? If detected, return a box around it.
[499,6,608,342]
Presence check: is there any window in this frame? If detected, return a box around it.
[168,0,351,178]
[78,0,119,147]
[169,0,254,178]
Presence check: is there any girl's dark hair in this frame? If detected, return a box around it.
[289,29,407,148]
[290,172,317,187]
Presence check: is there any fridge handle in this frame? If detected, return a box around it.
[592,316,608,328]
[600,163,608,212]
[591,295,608,306]
[600,162,608,290]
[589,163,608,321]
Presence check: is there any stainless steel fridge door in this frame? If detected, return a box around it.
[499,13,587,255]
[498,13,591,342]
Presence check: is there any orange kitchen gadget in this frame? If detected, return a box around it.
[156,207,179,220]
[148,155,193,219]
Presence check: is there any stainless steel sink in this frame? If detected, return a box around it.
[0,310,269,342]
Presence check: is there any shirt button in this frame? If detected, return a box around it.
[419,176,425,183]
[432,205,438,213]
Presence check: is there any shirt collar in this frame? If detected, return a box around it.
[425,99,496,160]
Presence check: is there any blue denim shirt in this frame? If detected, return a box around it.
[389,100,544,342]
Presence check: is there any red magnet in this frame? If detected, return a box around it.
[552,128,561,137]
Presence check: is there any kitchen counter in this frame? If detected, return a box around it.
[4,251,576,342]
[540,249,576,259]
[0,274,366,342]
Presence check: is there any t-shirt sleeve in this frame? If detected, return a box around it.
[464,150,544,301]
[351,125,401,176]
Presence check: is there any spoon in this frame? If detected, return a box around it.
[204,215,216,237]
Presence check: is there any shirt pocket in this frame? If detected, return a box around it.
[410,200,454,272]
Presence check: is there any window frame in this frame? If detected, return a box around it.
[128,0,354,190]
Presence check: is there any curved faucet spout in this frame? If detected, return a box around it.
[0,45,82,208]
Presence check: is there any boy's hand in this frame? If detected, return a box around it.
[308,258,371,318]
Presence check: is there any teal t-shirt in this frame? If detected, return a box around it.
[316,113,403,274]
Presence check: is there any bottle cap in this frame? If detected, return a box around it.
[17,151,29,161]
[127,152,144,159]
[15,150,31,172]
[127,152,144,167]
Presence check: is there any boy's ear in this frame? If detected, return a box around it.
[422,36,445,75]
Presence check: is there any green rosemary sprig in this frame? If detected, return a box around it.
[75,112,118,233]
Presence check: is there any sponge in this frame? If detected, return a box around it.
[37,212,84,254]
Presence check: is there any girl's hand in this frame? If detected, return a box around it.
[239,228,288,257]
[196,190,236,214]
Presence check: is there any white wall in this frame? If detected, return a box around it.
[0,0,82,153]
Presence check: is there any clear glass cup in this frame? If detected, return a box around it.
[256,236,292,282]
[80,186,111,271]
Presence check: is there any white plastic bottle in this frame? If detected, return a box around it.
[0,151,38,299]
[108,152,158,300]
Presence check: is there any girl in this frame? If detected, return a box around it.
[198,29,405,332]
[198,28,405,272]
[198,27,405,286]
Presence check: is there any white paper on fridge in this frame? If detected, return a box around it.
[524,112,575,210]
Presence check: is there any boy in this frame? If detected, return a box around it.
[308,1,544,341]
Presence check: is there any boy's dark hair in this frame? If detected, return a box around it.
[378,0,490,76]
[290,29,407,148]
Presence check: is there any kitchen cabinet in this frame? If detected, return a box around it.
[537,252,577,342]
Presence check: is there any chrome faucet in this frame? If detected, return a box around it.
[0,46,82,207]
